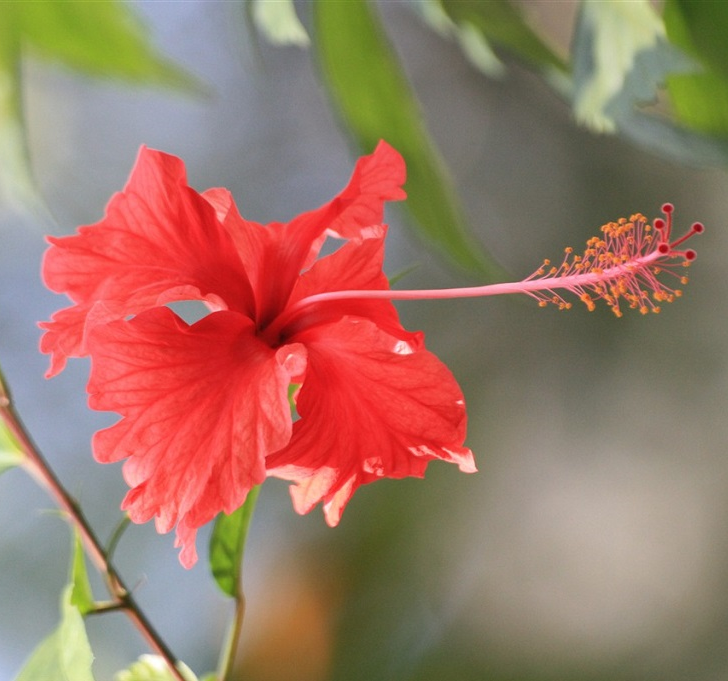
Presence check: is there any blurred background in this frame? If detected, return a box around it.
[2,1,728,680]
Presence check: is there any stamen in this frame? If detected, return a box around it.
[519,206,702,316]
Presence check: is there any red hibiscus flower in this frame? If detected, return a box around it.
[40,142,476,568]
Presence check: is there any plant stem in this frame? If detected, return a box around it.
[217,483,261,681]
[0,369,188,681]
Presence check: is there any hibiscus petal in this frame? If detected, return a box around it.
[87,306,303,567]
[266,318,475,525]
[210,140,406,329]
[326,140,407,240]
[40,146,254,376]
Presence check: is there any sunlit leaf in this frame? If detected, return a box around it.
[0,420,24,476]
[114,655,198,681]
[70,531,95,616]
[571,0,691,133]
[313,0,504,279]
[438,0,566,74]
[664,0,728,137]
[0,1,201,212]
[251,0,310,47]
[209,485,261,599]
[14,585,95,681]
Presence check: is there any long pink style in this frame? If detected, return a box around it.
[279,204,703,329]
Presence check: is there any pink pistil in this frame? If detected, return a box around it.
[280,205,703,325]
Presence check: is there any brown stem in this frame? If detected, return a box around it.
[0,371,188,681]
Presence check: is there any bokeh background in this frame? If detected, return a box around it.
[2,2,728,680]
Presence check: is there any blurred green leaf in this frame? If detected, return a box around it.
[664,0,728,137]
[8,2,199,88]
[571,0,690,134]
[209,485,261,598]
[0,1,201,212]
[70,531,95,616]
[0,420,24,476]
[14,585,95,681]
[438,0,566,74]
[313,0,504,279]
[417,0,506,78]
[114,655,198,681]
[251,0,310,47]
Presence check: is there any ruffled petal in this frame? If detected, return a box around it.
[325,140,407,240]
[87,306,303,568]
[210,140,406,329]
[266,318,475,526]
[40,146,254,376]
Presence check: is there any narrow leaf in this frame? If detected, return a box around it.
[0,22,44,214]
[438,0,566,74]
[70,530,95,616]
[0,1,201,212]
[313,0,504,279]
[0,421,24,476]
[209,485,261,599]
[14,585,95,681]
[10,1,199,91]
[417,0,505,78]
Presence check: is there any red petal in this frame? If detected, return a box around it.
[40,147,254,375]
[266,318,474,526]
[212,140,406,329]
[326,140,407,240]
[87,306,303,567]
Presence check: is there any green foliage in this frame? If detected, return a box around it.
[209,485,261,598]
[571,0,684,133]
[250,0,310,47]
[313,0,504,279]
[0,421,23,476]
[438,0,566,74]
[70,531,95,616]
[114,655,198,681]
[13,585,95,681]
[0,1,199,211]
[664,0,728,137]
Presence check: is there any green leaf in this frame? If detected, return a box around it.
[664,0,728,137]
[0,1,201,212]
[9,2,199,89]
[438,0,566,74]
[70,530,95,616]
[209,485,261,599]
[0,420,24,476]
[571,0,692,133]
[14,585,95,681]
[313,0,504,279]
[114,655,197,681]
[251,0,310,47]
[417,0,506,78]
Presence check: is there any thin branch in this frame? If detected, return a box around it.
[0,369,188,681]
